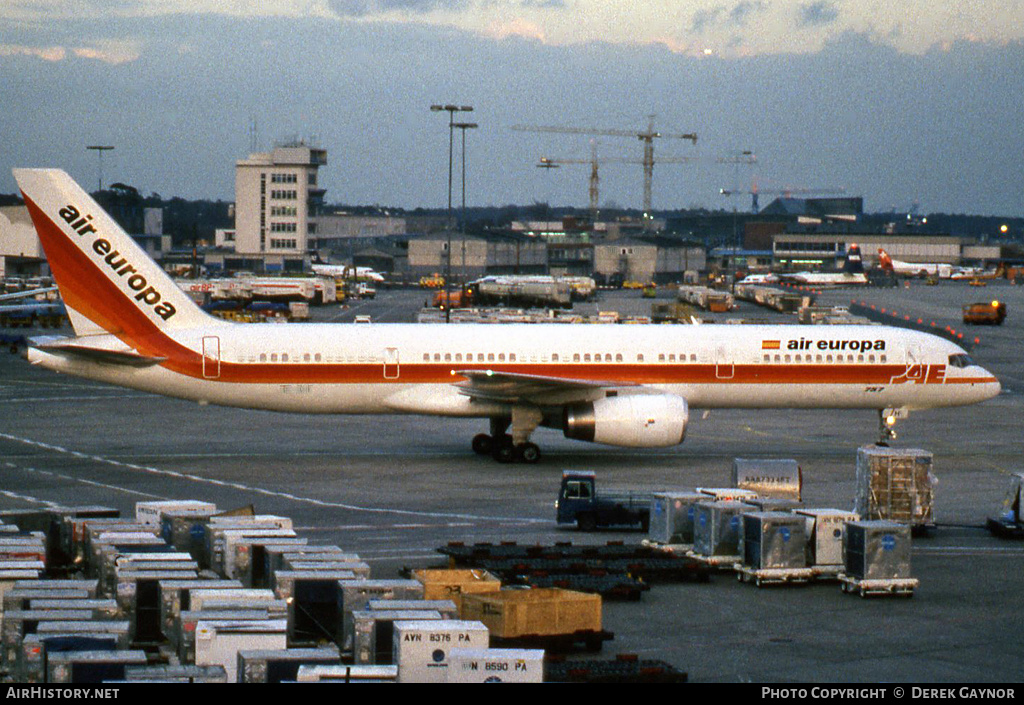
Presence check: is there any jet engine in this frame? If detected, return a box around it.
[563,394,688,447]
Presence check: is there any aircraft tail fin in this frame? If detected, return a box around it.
[13,168,217,341]
[877,248,894,271]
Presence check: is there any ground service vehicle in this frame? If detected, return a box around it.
[556,471,653,531]
[962,301,1006,325]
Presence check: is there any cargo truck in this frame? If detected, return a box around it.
[556,471,652,532]
[962,300,1006,325]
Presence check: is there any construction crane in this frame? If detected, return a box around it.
[513,116,697,223]
[719,185,846,213]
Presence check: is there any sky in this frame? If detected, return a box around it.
[1,1,1023,217]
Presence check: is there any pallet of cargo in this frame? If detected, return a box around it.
[545,654,687,684]
[838,573,919,598]
[734,563,815,587]
[491,628,615,654]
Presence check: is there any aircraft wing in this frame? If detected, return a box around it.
[454,369,638,405]
[31,338,167,368]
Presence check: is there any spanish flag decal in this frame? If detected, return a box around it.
[762,340,781,350]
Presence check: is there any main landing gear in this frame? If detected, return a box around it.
[472,410,543,464]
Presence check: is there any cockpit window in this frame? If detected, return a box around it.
[948,354,974,368]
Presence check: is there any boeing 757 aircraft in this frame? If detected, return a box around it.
[14,169,1001,463]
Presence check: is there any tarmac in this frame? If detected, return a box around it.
[1,279,1022,682]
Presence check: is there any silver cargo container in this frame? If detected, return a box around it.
[697,487,759,502]
[351,610,442,665]
[27,599,119,620]
[338,579,425,646]
[47,649,148,684]
[286,560,371,578]
[239,540,310,587]
[16,632,122,684]
[649,492,704,544]
[4,589,93,614]
[366,599,458,618]
[124,664,228,683]
[843,520,913,580]
[733,458,803,500]
[742,512,807,570]
[2,610,96,667]
[296,664,398,683]
[273,571,358,644]
[237,646,340,683]
[135,500,216,528]
[115,569,200,643]
[797,509,859,567]
[160,509,219,554]
[158,579,243,642]
[744,497,804,513]
[210,528,297,579]
[259,545,349,586]
[693,501,748,557]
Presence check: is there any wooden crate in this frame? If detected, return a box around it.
[412,569,501,615]
[460,588,601,639]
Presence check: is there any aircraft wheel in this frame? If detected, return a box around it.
[492,437,516,463]
[516,443,541,464]
[471,433,493,455]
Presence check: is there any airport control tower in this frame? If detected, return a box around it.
[234,141,327,267]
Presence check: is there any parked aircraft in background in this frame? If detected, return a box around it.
[311,261,385,282]
[735,273,779,285]
[780,244,869,286]
[877,249,953,279]
[13,169,1001,463]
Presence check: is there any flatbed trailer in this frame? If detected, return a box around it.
[490,628,615,654]
[838,573,919,598]
[545,654,687,684]
[734,564,815,587]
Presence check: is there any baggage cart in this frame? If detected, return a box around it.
[838,573,919,598]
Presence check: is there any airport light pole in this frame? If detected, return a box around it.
[431,104,473,322]
[86,145,115,192]
[454,121,478,296]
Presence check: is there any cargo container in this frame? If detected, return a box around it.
[840,520,918,597]
[2,610,96,667]
[648,492,705,545]
[135,500,217,527]
[3,588,93,615]
[393,620,489,683]
[295,664,398,683]
[237,646,341,683]
[351,610,443,665]
[460,588,601,643]
[366,599,458,619]
[259,545,352,584]
[272,570,358,644]
[160,509,219,555]
[447,647,545,683]
[16,633,121,684]
[735,513,812,586]
[691,501,749,563]
[177,609,275,663]
[47,649,148,684]
[210,528,297,579]
[227,536,307,585]
[123,664,229,683]
[194,619,287,683]
[855,446,935,533]
[158,579,244,645]
[115,569,200,643]
[338,579,425,646]
[696,487,760,502]
[987,472,1024,538]
[412,569,501,616]
[797,509,859,568]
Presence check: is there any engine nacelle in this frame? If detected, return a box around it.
[563,394,689,448]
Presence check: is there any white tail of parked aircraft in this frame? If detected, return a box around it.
[15,169,1001,462]
[878,249,953,279]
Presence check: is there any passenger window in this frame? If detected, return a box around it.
[259,353,267,362]
[816,354,822,363]
[868,355,875,363]
[826,355,833,363]
[550,353,556,362]
[690,354,697,362]
[304,353,310,362]
[584,354,591,362]
[487,353,494,362]
[774,354,781,363]
[434,353,441,362]
[668,354,675,362]
[858,354,864,363]
[764,354,770,362]
[423,353,429,361]
[455,353,462,362]
[615,354,623,363]
[574,354,581,362]
[510,353,516,362]
[637,354,644,362]
[658,354,665,362]
[271,353,278,362]
[314,353,321,362]
[282,353,289,362]
[498,353,505,362]
[445,353,451,362]
[784,355,791,363]
[880,355,887,363]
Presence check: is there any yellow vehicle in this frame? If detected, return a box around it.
[419,274,445,289]
[962,300,1006,325]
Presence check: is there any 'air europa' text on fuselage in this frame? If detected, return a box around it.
[58,203,177,321]
[787,338,886,352]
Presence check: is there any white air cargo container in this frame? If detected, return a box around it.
[177,609,274,663]
[195,619,287,683]
[649,492,705,544]
[237,646,340,683]
[351,610,443,665]
[158,579,244,642]
[135,500,216,527]
[212,529,297,579]
[295,664,398,682]
[446,648,545,683]
[797,509,859,567]
[393,620,489,684]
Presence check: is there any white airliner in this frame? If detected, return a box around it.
[311,262,384,282]
[14,169,1001,463]
[735,273,779,285]
[878,249,953,279]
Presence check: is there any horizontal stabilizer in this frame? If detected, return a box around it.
[33,339,166,367]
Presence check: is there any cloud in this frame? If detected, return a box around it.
[484,18,547,41]
[329,0,470,16]
[692,2,766,33]
[797,1,839,27]
[729,1,767,26]
[72,40,141,65]
[691,7,724,33]
[0,44,66,61]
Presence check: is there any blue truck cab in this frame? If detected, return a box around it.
[556,470,652,532]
